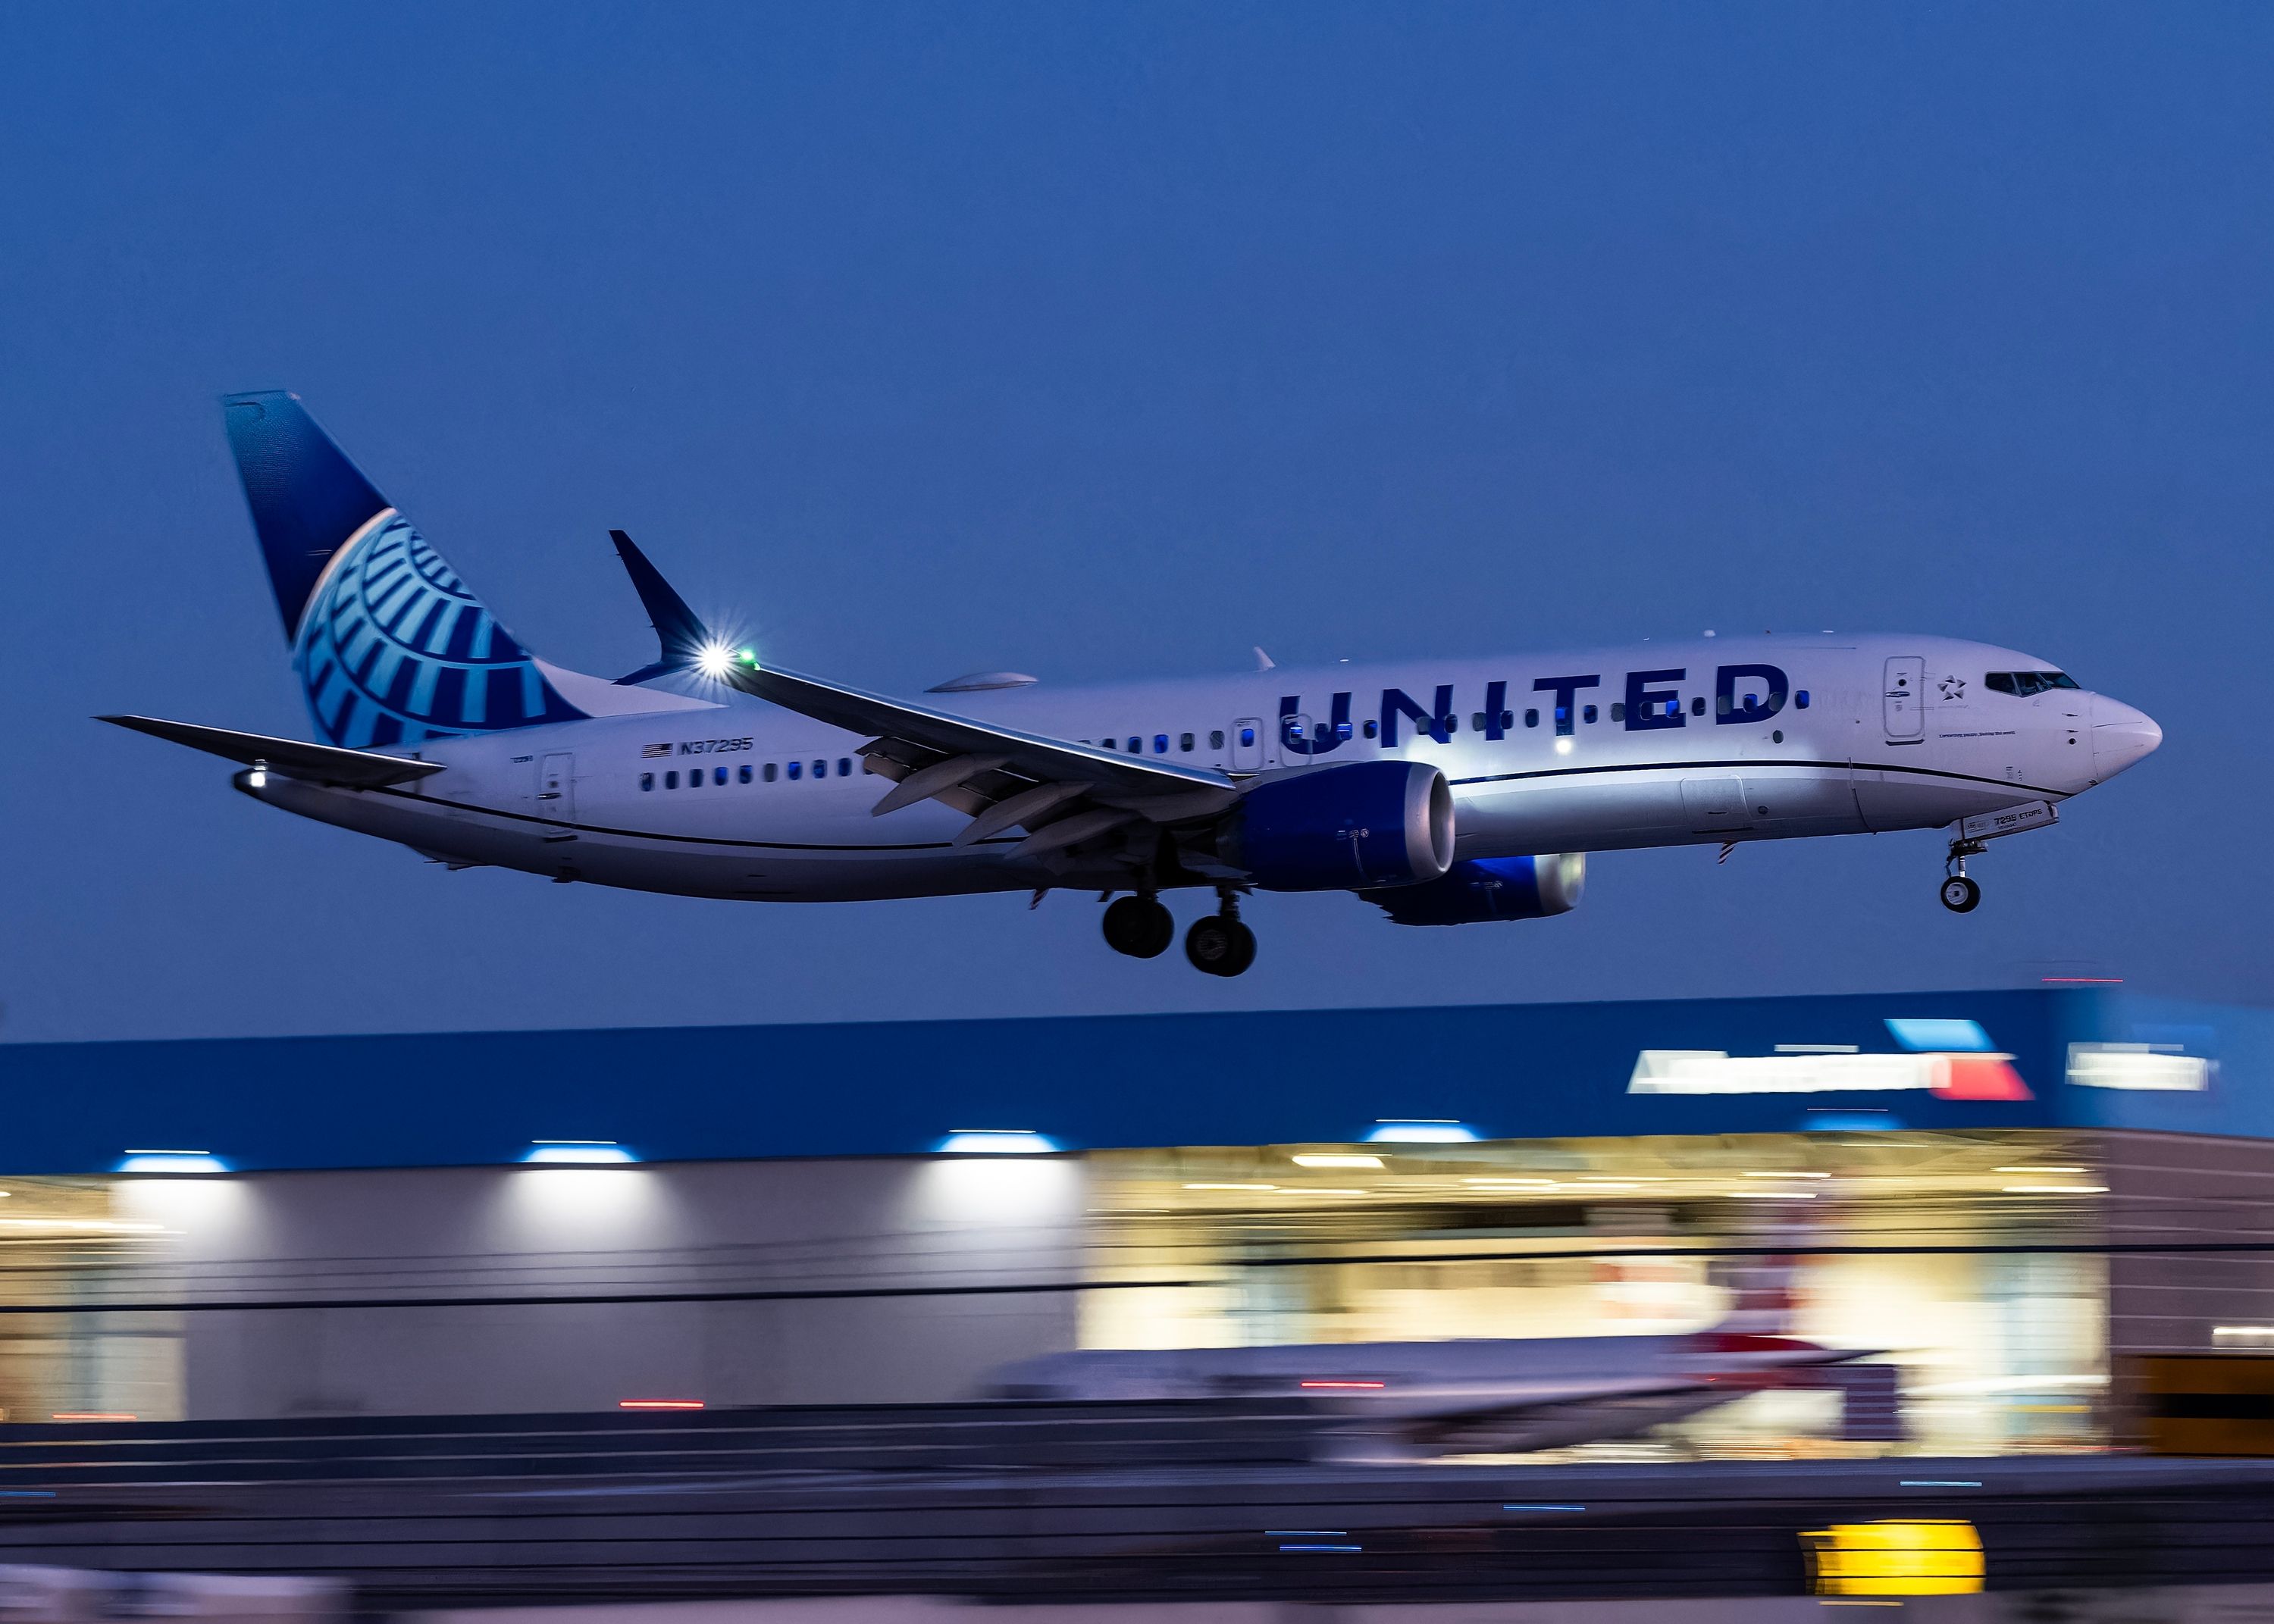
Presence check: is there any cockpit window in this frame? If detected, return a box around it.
[1985,671,2081,696]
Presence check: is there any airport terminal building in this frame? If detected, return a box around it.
[0,987,2267,1456]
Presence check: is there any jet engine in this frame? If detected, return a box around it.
[1217,760,1454,891]
[1367,852,1586,925]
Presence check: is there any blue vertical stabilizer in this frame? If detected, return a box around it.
[220,392,587,749]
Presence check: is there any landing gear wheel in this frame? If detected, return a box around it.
[1940,875,1981,913]
[1102,895,1174,958]
[1186,915,1258,977]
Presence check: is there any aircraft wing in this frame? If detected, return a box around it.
[609,530,1239,859]
[99,715,445,789]
[719,660,1240,853]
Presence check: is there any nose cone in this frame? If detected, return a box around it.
[2091,696,2162,781]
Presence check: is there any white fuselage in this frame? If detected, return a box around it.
[243,634,2157,902]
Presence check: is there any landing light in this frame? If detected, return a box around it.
[695,643,735,678]
[1554,737,1574,755]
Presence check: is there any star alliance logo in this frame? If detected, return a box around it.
[1938,675,1967,701]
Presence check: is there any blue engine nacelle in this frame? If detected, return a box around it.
[1219,760,1454,892]
[1367,853,1587,925]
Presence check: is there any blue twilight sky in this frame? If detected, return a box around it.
[0,2,2266,1044]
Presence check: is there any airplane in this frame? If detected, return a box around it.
[985,1331,1875,1458]
[102,393,2162,977]
[985,1248,1878,1457]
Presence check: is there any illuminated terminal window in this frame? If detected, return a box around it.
[1077,1129,2108,1460]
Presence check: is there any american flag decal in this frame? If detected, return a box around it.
[642,743,672,759]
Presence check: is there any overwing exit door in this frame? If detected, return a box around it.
[1229,718,1266,771]
[1883,657,1925,743]
[538,753,575,819]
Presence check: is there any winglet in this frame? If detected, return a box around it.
[610,529,713,684]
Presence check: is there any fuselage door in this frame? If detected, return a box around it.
[537,753,575,820]
[1229,718,1266,772]
[1681,775,1750,833]
[1882,657,1926,743]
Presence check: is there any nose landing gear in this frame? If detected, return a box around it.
[1941,840,1985,913]
[1185,891,1258,978]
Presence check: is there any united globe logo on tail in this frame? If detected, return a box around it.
[292,509,581,748]
[224,391,586,749]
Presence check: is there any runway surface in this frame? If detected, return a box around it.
[0,1405,2266,1610]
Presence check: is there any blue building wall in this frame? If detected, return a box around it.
[0,988,2258,1174]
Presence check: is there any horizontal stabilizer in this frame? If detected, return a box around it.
[98,715,444,789]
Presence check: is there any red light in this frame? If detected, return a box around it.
[1299,1380,1386,1390]
[618,1399,704,1410]
[51,1412,136,1422]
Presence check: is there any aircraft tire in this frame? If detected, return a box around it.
[1186,915,1257,977]
[1104,896,1174,958]
[1940,875,1981,913]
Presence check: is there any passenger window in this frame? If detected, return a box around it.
[838,758,852,776]
[1239,725,1257,747]
[1582,704,1597,724]
[1154,734,1169,754]
[640,772,655,791]
[787,762,802,780]
[1796,691,1810,709]
[714,766,728,785]
[666,771,679,788]
[1334,718,1352,740]
[1499,710,1514,729]
[1609,702,1625,722]
[1179,732,1195,752]
[1524,709,1539,728]
[689,769,702,787]
[1210,730,1225,748]
[1471,712,1486,732]
[1692,696,1707,717]
[1442,715,1458,735]
[1361,720,1378,740]
[738,764,753,784]
[1126,736,1141,753]
[764,762,778,781]
[1098,737,1114,750]
[813,759,825,778]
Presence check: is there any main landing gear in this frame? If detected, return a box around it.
[1100,890,1257,975]
[1101,894,1175,959]
[1184,892,1257,978]
[1941,840,1984,914]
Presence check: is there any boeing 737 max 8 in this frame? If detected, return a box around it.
[103,393,2163,976]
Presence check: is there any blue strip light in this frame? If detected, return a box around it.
[524,1141,637,1165]
[937,1129,1058,1155]
[1366,1119,1480,1144]
[117,1150,227,1175]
